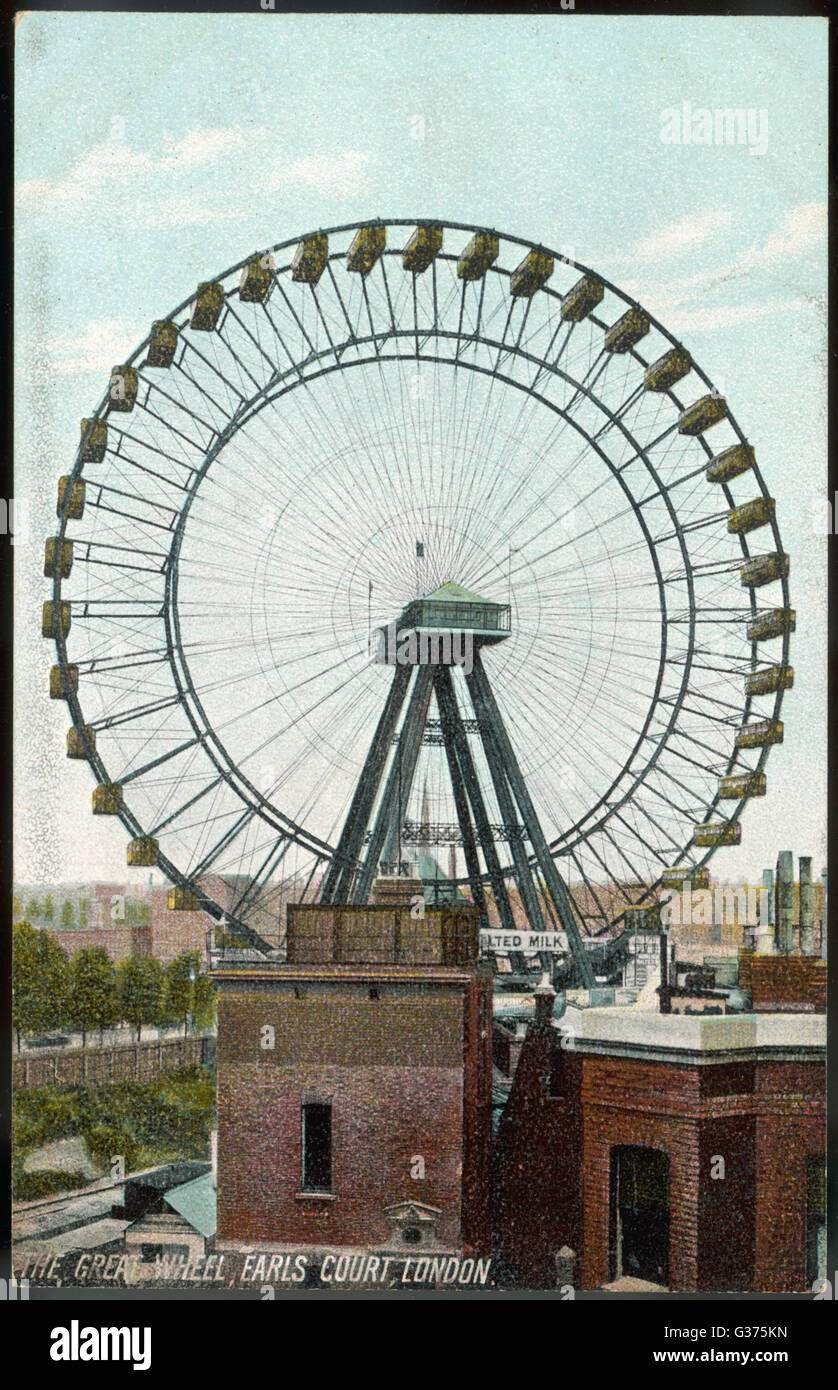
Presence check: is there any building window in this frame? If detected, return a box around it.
[301,1102,332,1193]
[806,1155,826,1289]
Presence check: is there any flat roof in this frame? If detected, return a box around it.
[555,1006,825,1062]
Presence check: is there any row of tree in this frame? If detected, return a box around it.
[13,921,214,1051]
[13,895,87,927]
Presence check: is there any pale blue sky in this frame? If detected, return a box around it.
[14,12,828,884]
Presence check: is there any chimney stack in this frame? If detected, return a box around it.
[757,868,775,955]
[775,851,794,954]
[533,978,556,1027]
[799,856,815,955]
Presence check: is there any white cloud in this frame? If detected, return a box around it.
[663,294,823,335]
[32,318,142,376]
[736,202,826,272]
[17,129,375,225]
[630,209,733,264]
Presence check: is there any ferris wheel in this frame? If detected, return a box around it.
[44,218,793,954]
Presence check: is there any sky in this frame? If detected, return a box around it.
[13,11,828,888]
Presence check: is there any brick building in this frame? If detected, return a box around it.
[493,989,826,1292]
[214,880,494,1258]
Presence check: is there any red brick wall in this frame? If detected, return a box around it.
[751,1061,826,1292]
[493,1025,583,1287]
[494,1042,825,1293]
[216,974,492,1254]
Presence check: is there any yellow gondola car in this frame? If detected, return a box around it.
[291,234,329,285]
[706,443,756,484]
[190,282,225,332]
[604,306,649,354]
[108,366,138,413]
[728,496,776,535]
[403,225,442,274]
[50,664,78,700]
[57,477,85,520]
[168,887,199,911]
[346,225,386,277]
[561,274,603,323]
[678,394,727,436]
[739,553,789,588]
[624,904,662,931]
[746,607,795,642]
[239,255,275,303]
[42,601,71,638]
[92,783,122,815]
[456,231,498,282]
[67,726,95,759]
[44,538,73,579]
[80,419,107,463]
[644,346,691,392]
[745,664,794,697]
[147,321,178,367]
[127,836,159,867]
[693,822,741,848]
[734,720,783,749]
[509,249,554,298]
[661,866,710,890]
[719,770,767,798]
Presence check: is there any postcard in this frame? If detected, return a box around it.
[9,6,830,1334]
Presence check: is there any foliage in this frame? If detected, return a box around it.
[42,893,54,921]
[165,951,202,1033]
[117,955,166,1041]
[15,1169,91,1201]
[67,947,119,1045]
[12,922,70,1048]
[60,898,75,928]
[25,897,40,920]
[12,1068,215,1198]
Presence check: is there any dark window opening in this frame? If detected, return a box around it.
[302,1102,332,1193]
[402,1227,422,1244]
[609,1145,670,1286]
[369,986,380,1000]
[806,1155,826,1289]
[548,1045,564,1097]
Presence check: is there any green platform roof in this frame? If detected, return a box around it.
[421,581,503,606]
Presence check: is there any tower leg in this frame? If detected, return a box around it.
[322,660,412,903]
[466,655,595,989]
[434,666,518,937]
[354,664,434,902]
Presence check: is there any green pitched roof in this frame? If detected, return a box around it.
[164,1172,217,1239]
[421,581,501,606]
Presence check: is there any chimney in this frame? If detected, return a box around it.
[799,856,815,955]
[775,851,794,954]
[757,868,775,955]
[533,979,556,1027]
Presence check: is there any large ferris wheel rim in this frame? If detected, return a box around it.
[50,215,792,930]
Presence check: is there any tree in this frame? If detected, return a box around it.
[78,899,88,928]
[165,952,202,1036]
[13,893,23,920]
[192,973,216,1032]
[117,955,165,1042]
[68,947,118,1047]
[12,922,70,1050]
[60,899,75,928]
[42,894,54,922]
[25,898,40,921]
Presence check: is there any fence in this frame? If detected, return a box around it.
[12,1034,215,1092]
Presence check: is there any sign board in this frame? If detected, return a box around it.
[480,930,566,953]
